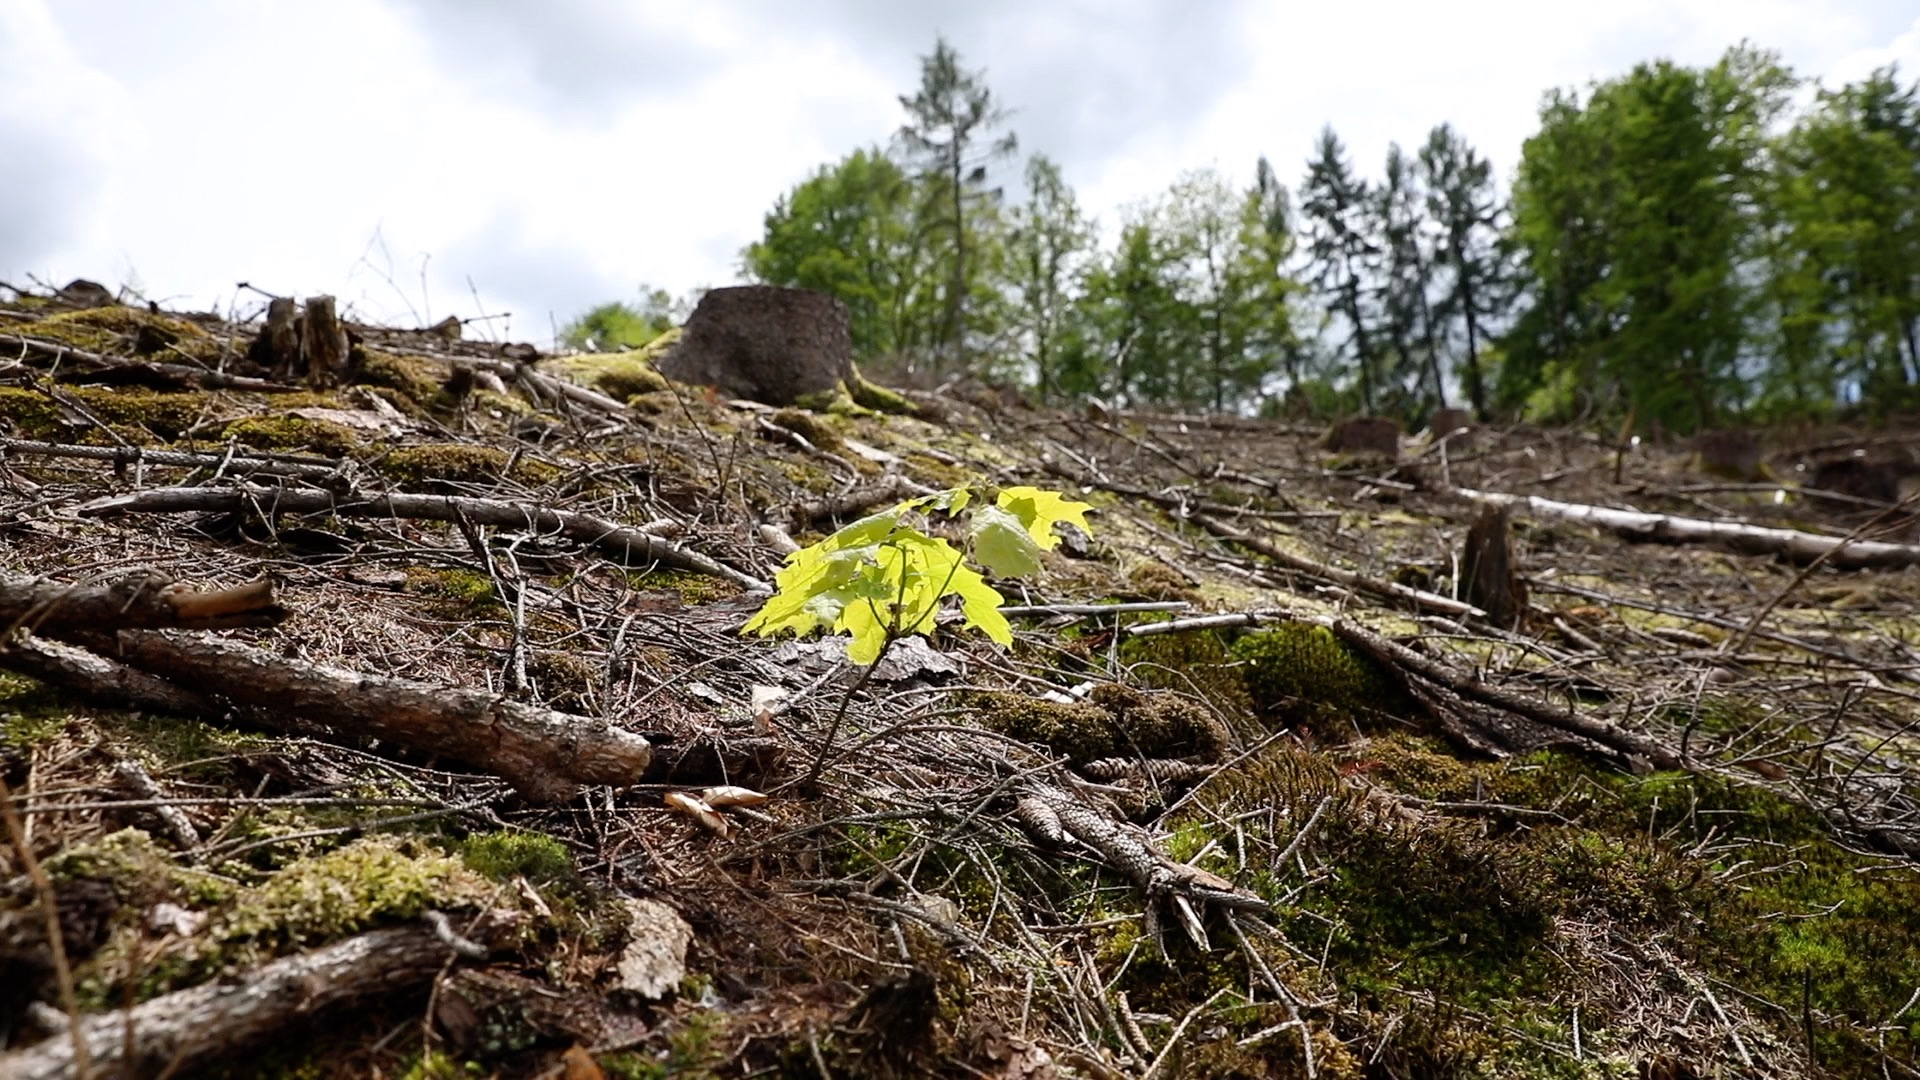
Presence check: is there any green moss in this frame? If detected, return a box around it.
[626,568,743,605]
[770,407,845,451]
[0,673,72,746]
[382,444,558,490]
[43,827,177,891]
[527,650,600,713]
[405,567,500,610]
[352,349,442,407]
[1125,560,1200,603]
[33,306,214,358]
[222,415,363,457]
[219,836,490,946]
[1233,622,1414,730]
[0,386,202,443]
[847,371,917,415]
[969,683,1229,765]
[460,830,576,889]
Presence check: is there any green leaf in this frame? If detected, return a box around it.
[969,505,1044,577]
[949,563,1011,646]
[995,486,1095,550]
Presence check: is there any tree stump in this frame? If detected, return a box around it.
[1323,416,1402,460]
[1428,407,1475,446]
[654,285,854,407]
[1459,504,1525,629]
[246,295,352,388]
[1694,429,1763,480]
[1808,455,1900,505]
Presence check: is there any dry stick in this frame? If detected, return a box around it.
[1455,486,1920,570]
[1725,491,1920,657]
[77,483,768,592]
[1190,513,1483,618]
[0,436,351,482]
[0,571,287,635]
[1535,579,1916,680]
[0,774,92,1079]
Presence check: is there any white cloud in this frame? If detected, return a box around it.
[2,0,1916,342]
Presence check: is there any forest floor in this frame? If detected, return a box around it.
[0,288,1917,1080]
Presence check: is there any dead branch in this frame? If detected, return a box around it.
[0,331,302,393]
[1191,513,1483,618]
[788,474,937,527]
[56,629,653,801]
[0,572,287,633]
[1319,616,1681,770]
[1458,487,1920,570]
[0,436,352,482]
[76,484,769,592]
[0,911,521,1080]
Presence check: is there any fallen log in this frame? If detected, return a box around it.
[1456,487,1920,570]
[56,629,652,801]
[0,572,287,633]
[77,484,769,592]
[0,911,519,1080]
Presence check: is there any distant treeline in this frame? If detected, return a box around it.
[570,40,1920,434]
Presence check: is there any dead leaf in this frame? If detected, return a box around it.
[561,1045,606,1080]
[665,791,730,836]
[701,785,768,807]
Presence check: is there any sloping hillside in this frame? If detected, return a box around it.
[0,285,1916,1079]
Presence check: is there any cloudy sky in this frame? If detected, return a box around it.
[3,0,1916,344]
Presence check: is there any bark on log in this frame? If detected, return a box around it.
[0,912,519,1080]
[77,484,768,592]
[0,572,286,633]
[59,629,652,801]
[1458,487,1920,570]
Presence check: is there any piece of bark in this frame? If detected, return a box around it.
[61,629,653,802]
[1456,486,1920,570]
[655,285,855,406]
[1458,504,1525,630]
[1322,416,1402,460]
[0,912,519,1080]
[0,572,286,633]
[77,484,769,592]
